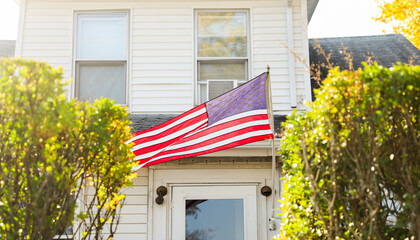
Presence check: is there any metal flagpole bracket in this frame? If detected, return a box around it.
[269,218,277,231]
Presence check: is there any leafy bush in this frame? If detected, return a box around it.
[277,63,419,239]
[0,59,135,239]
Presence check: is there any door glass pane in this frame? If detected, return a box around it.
[77,14,127,59]
[197,12,247,57]
[78,64,125,104]
[186,199,244,240]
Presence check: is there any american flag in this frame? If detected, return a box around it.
[127,72,274,172]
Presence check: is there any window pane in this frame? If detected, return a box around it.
[208,80,235,100]
[197,12,247,57]
[77,14,127,59]
[186,199,244,240]
[199,62,246,81]
[199,62,246,102]
[78,64,126,104]
[199,83,207,103]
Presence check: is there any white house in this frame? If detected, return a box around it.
[14,0,319,239]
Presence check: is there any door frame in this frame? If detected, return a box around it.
[149,167,273,240]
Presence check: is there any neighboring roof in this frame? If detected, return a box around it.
[309,34,420,76]
[0,40,15,58]
[129,114,286,134]
[309,34,420,99]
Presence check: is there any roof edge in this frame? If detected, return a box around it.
[307,0,319,23]
[309,33,403,41]
[14,0,320,17]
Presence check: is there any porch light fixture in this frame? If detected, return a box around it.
[261,186,272,197]
[155,186,168,205]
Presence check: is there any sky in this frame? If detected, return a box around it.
[0,0,392,40]
[308,0,392,38]
[0,0,19,40]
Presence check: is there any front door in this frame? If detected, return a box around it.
[171,185,257,240]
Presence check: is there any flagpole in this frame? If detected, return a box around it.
[265,65,277,221]
[271,139,276,219]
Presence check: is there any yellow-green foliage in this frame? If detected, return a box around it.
[375,0,420,49]
[276,63,419,240]
[0,59,135,239]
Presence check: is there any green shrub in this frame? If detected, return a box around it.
[0,59,135,239]
[277,63,419,239]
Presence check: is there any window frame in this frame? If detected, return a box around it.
[194,9,251,105]
[73,10,130,106]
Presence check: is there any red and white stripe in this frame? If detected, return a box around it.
[126,104,208,161]
[129,108,273,172]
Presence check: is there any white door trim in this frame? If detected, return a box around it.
[171,185,257,240]
[151,168,272,240]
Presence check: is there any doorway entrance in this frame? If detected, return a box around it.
[171,185,257,240]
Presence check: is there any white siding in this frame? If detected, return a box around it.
[18,0,310,237]
[17,1,311,238]
[20,0,311,115]
[83,167,148,239]
[293,0,311,108]
[113,167,148,239]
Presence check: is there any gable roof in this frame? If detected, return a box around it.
[0,40,15,58]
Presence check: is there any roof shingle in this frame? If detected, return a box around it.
[0,40,15,58]
[129,114,287,134]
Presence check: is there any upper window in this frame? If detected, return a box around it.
[75,12,128,105]
[196,10,249,104]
